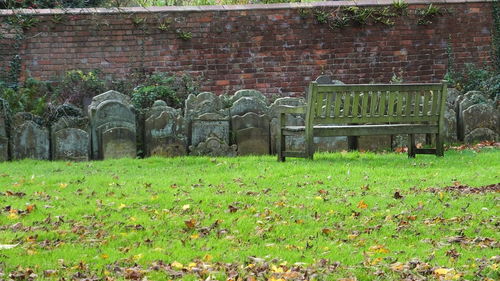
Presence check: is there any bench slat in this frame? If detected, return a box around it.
[431,89,440,116]
[422,91,431,116]
[387,91,396,116]
[352,92,361,117]
[333,91,342,117]
[343,91,351,117]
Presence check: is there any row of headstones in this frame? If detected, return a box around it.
[0,88,313,161]
[1,77,497,162]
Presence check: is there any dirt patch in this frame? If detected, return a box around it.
[427,183,499,194]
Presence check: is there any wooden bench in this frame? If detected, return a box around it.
[277,82,448,161]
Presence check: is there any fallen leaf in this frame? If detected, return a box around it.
[184,218,197,229]
[357,200,368,209]
[0,244,19,249]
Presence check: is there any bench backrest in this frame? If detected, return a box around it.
[306,82,448,125]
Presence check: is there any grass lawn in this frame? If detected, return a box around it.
[0,148,499,280]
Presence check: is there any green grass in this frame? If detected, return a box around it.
[0,149,499,280]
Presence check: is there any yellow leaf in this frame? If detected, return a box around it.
[371,257,383,265]
[314,196,323,200]
[368,245,390,254]
[203,254,213,262]
[59,183,68,189]
[7,212,19,220]
[357,200,368,209]
[182,204,190,210]
[390,262,404,272]
[150,195,158,201]
[434,268,451,275]
[271,264,284,273]
[188,262,197,268]
[347,234,358,240]
[171,261,183,270]
[133,253,143,261]
[118,203,126,210]
[129,216,137,222]
[439,192,444,200]
[101,254,109,259]
[190,233,200,239]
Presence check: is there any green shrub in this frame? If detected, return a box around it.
[54,70,106,108]
[130,72,199,112]
[0,77,51,116]
[448,64,499,98]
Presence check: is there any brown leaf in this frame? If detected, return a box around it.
[228,205,238,213]
[184,219,197,229]
[322,228,332,235]
[393,191,403,199]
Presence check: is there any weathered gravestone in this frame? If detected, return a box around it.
[462,103,499,143]
[88,91,136,160]
[0,98,9,161]
[190,112,230,148]
[186,92,234,156]
[189,136,237,157]
[269,97,306,154]
[184,92,227,121]
[10,112,49,160]
[229,89,268,117]
[232,112,271,155]
[144,100,187,157]
[50,104,89,161]
[456,91,493,141]
[229,90,270,155]
[229,89,268,105]
[444,108,458,143]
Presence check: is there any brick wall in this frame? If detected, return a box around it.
[0,0,495,97]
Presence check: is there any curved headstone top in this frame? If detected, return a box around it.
[185,92,227,120]
[230,89,267,105]
[269,97,306,118]
[148,100,180,119]
[152,100,168,107]
[230,96,268,117]
[315,75,344,85]
[88,90,131,115]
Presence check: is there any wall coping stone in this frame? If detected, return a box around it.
[0,0,494,16]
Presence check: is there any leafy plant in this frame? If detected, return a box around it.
[176,29,192,41]
[314,9,330,24]
[55,70,106,108]
[131,72,200,111]
[416,4,443,25]
[0,77,51,115]
[391,0,408,15]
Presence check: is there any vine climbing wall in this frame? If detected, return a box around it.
[0,0,495,97]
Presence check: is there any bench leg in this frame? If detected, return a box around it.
[277,132,285,162]
[306,129,314,160]
[348,136,358,151]
[436,132,444,157]
[408,134,416,158]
